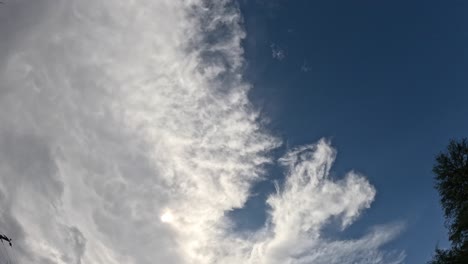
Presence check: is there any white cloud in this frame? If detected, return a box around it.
[301,60,311,72]
[271,43,286,61]
[0,1,403,264]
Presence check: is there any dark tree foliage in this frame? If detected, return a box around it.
[429,139,468,264]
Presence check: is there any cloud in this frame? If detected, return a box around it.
[0,0,403,264]
[301,60,311,72]
[255,140,405,264]
[271,43,286,61]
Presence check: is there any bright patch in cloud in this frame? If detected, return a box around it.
[0,0,403,264]
[160,211,174,223]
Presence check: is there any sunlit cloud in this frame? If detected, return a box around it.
[160,211,175,224]
[0,0,403,263]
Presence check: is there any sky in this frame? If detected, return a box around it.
[0,0,467,264]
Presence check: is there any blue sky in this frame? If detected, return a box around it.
[1,1,467,263]
[231,0,468,263]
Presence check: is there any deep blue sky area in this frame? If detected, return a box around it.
[233,1,468,263]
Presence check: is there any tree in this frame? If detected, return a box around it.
[429,139,468,263]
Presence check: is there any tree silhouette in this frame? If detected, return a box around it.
[429,139,468,263]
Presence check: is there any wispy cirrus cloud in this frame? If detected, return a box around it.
[270,43,286,61]
[0,1,403,263]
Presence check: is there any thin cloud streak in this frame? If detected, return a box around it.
[0,1,403,263]
[270,43,286,61]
